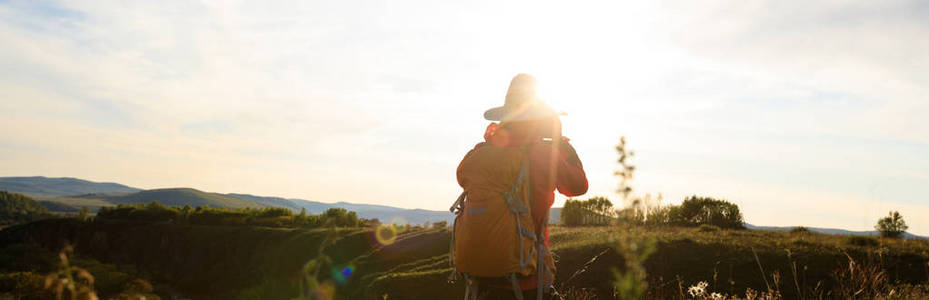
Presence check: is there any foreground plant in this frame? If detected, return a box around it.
[44,245,98,300]
[611,231,655,300]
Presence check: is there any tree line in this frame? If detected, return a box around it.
[561,195,745,229]
[96,201,370,228]
[0,190,52,225]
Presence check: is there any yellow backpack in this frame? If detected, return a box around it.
[450,144,555,300]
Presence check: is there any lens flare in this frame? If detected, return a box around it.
[375,225,397,245]
[391,217,408,233]
[330,265,355,285]
[342,265,354,277]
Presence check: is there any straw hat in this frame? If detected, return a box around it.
[483,74,564,121]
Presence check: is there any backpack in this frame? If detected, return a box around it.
[450,144,555,300]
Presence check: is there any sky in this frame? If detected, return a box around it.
[1,0,927,235]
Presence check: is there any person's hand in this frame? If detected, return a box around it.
[484,122,509,146]
[483,123,499,141]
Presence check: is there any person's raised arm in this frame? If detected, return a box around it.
[555,138,588,197]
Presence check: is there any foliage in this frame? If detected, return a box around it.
[0,243,161,299]
[0,190,51,225]
[875,211,908,238]
[95,201,367,228]
[611,137,666,225]
[0,271,51,299]
[76,207,92,221]
[562,197,614,226]
[611,233,655,300]
[432,221,447,229]
[292,228,339,300]
[790,226,810,234]
[42,245,99,300]
[614,136,635,202]
[5,215,929,299]
[662,195,744,229]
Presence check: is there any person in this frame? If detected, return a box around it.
[454,74,588,299]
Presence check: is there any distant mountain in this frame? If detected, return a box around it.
[0,176,140,197]
[9,176,454,225]
[744,223,926,239]
[226,194,455,225]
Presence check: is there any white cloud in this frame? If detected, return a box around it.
[0,0,926,233]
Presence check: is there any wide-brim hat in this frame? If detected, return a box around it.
[484,73,565,121]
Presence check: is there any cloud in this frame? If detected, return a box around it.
[0,0,926,233]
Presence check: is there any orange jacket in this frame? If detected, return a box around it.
[456,123,588,289]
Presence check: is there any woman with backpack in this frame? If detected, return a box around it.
[452,74,589,300]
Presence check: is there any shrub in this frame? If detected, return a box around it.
[875,211,908,238]
[846,235,879,247]
[790,226,811,234]
[432,221,447,229]
[668,196,744,229]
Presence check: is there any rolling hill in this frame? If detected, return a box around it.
[10,176,920,239]
[0,176,140,196]
[3,176,455,224]
[228,193,455,225]
[92,188,262,208]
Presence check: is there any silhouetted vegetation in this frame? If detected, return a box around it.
[790,226,811,234]
[561,197,614,226]
[0,190,51,225]
[432,221,447,229]
[875,210,908,238]
[95,201,367,228]
[0,243,161,299]
[666,195,744,229]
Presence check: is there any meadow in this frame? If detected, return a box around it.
[1,215,927,299]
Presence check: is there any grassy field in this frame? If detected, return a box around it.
[1,219,927,299]
[356,225,929,299]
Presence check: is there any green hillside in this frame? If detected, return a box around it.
[2,218,927,299]
[34,195,115,212]
[94,188,263,208]
[0,191,50,225]
[0,176,140,197]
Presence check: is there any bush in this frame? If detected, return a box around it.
[432,221,447,229]
[846,235,879,247]
[667,196,744,229]
[791,226,811,234]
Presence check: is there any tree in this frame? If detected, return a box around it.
[561,197,614,226]
[0,190,50,224]
[77,206,91,221]
[432,221,447,229]
[875,211,908,238]
[668,196,744,229]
